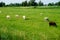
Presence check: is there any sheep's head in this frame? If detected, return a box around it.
[44,17,49,22]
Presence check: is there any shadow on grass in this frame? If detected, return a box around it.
[0,33,25,40]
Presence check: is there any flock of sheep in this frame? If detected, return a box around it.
[6,15,26,20]
[0,10,57,27]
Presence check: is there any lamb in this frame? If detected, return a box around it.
[49,21,57,27]
[6,15,10,19]
[22,15,29,20]
[15,14,19,18]
[44,17,57,27]
[23,15,26,20]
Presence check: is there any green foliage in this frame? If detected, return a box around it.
[0,0,60,7]
[22,1,27,6]
[38,1,44,6]
[48,3,55,6]
[29,0,38,6]
[55,1,60,6]
[0,2,5,7]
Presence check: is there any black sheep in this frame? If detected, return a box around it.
[46,19,57,27]
[49,21,57,27]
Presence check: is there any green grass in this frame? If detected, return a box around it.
[0,7,60,40]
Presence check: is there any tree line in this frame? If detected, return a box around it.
[0,0,60,7]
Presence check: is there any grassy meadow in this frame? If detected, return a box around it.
[0,7,60,40]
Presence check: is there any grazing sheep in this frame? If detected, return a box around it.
[44,17,48,21]
[44,17,57,27]
[15,15,19,18]
[44,17,48,20]
[49,21,57,27]
[6,15,10,19]
[23,16,26,20]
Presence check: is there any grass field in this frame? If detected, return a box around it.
[0,7,60,40]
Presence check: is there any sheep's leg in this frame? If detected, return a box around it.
[55,25,57,27]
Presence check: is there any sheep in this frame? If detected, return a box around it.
[44,17,57,27]
[44,17,48,20]
[49,21,57,27]
[6,15,10,19]
[15,14,19,18]
[22,15,29,20]
[23,15,26,20]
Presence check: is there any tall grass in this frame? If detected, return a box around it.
[0,7,60,40]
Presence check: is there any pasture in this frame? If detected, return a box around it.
[0,7,60,40]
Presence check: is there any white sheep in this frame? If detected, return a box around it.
[6,15,10,19]
[44,17,48,20]
[23,16,26,20]
[15,14,19,18]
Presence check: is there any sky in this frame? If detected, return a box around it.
[0,0,60,5]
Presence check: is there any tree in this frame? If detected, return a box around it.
[7,3,21,7]
[29,0,37,6]
[55,1,60,6]
[8,3,15,6]
[0,2,5,7]
[30,0,35,6]
[38,1,44,6]
[22,0,27,6]
[15,3,21,6]
[48,2,55,6]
